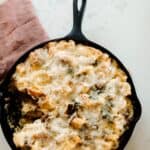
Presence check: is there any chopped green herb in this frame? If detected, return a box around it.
[67,67,74,77]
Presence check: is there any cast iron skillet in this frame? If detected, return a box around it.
[0,0,142,149]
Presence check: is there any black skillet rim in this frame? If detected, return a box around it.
[0,0,142,149]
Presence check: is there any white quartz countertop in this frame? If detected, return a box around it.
[1,0,150,149]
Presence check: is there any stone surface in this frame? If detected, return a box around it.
[0,0,7,5]
[1,0,150,149]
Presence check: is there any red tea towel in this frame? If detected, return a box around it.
[0,0,49,81]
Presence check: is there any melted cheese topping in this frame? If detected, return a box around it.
[11,40,133,150]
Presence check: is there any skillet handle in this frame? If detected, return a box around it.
[65,0,87,41]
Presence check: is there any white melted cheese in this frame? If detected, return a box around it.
[12,40,133,150]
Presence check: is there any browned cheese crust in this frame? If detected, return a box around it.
[11,40,133,150]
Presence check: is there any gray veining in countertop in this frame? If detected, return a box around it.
[1,0,150,149]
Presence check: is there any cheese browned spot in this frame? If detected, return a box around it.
[11,40,133,150]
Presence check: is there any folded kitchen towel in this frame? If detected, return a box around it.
[0,0,49,81]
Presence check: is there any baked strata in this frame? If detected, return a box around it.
[10,40,133,150]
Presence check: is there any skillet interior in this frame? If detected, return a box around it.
[0,0,142,150]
